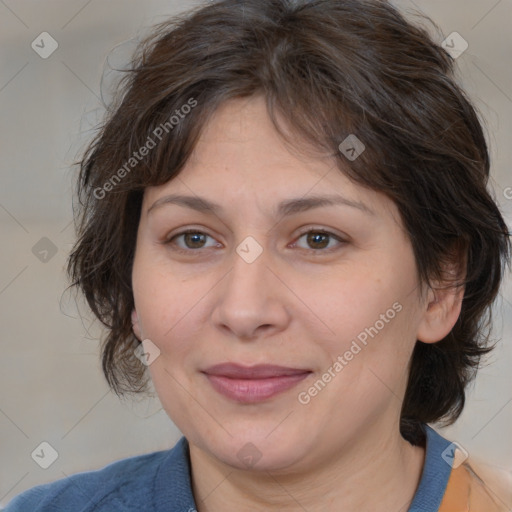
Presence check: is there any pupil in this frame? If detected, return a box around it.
[309,233,328,249]
[186,233,204,248]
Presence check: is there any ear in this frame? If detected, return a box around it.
[131,308,143,341]
[416,260,466,344]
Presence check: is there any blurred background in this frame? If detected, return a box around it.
[1,0,511,506]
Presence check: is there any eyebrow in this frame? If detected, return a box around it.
[147,193,375,218]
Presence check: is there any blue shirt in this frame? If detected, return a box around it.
[4,425,452,511]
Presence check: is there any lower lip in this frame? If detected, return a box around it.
[205,373,311,403]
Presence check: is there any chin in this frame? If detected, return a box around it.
[208,430,308,473]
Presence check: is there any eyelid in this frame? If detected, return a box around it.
[290,226,347,252]
[163,226,348,254]
[162,228,220,249]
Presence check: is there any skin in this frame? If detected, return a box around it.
[131,95,464,511]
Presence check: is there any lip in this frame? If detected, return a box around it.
[204,363,311,379]
[202,363,312,403]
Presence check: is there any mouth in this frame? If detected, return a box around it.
[202,363,312,403]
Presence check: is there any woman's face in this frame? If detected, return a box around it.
[131,95,434,472]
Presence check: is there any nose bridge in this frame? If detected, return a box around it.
[212,235,288,338]
[227,234,271,301]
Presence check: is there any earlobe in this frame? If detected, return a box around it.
[416,283,464,344]
[131,308,143,341]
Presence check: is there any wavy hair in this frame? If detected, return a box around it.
[66,0,511,445]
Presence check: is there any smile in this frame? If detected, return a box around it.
[202,363,312,403]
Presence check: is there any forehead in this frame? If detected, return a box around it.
[142,96,401,227]
[185,95,331,177]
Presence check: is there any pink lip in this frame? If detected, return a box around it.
[202,364,312,403]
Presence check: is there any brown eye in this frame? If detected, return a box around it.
[294,230,346,254]
[181,232,208,249]
[163,228,346,256]
[165,230,218,252]
[306,232,330,249]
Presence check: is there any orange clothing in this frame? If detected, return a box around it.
[439,457,512,511]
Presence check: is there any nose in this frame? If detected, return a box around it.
[210,239,291,341]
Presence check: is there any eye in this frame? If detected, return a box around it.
[164,229,219,253]
[292,229,346,254]
[163,228,347,255]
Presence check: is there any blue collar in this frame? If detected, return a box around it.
[408,424,453,511]
[153,436,197,510]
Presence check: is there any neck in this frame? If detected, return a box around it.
[188,420,426,512]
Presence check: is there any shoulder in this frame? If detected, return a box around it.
[440,452,512,511]
[3,448,172,512]
[409,425,512,512]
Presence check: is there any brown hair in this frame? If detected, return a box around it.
[67,0,511,445]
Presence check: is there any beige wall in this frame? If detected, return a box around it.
[1,0,511,506]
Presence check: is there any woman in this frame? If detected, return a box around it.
[5,0,511,510]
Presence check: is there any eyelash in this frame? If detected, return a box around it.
[163,228,347,256]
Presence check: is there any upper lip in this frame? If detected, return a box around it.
[203,363,312,379]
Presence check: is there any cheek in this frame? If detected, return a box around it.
[132,252,193,356]
[133,265,204,429]
[132,222,420,358]
[307,258,419,392]
[310,276,404,354]
[301,303,416,430]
